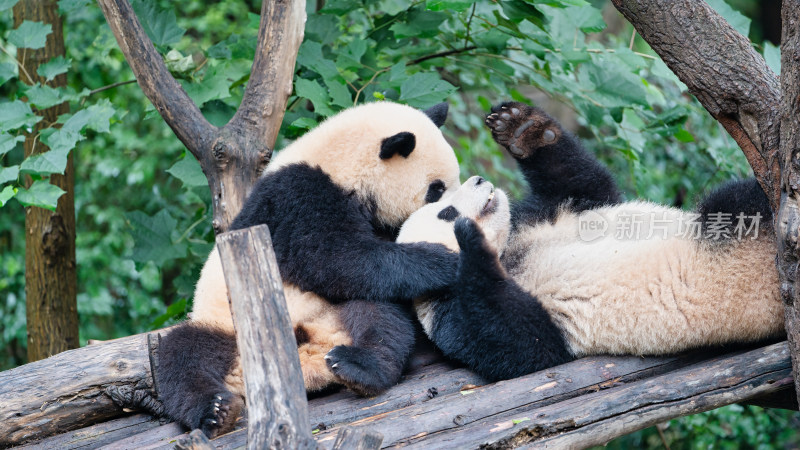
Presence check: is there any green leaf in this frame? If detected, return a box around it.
[0,132,24,156]
[61,99,116,133]
[19,144,72,175]
[336,39,368,71]
[58,0,92,13]
[295,79,335,116]
[36,56,71,82]
[126,209,187,265]
[581,61,648,108]
[15,179,65,210]
[763,41,780,75]
[0,184,15,207]
[0,100,42,130]
[326,79,352,108]
[150,298,187,329]
[167,154,207,188]
[320,0,361,15]
[674,128,695,143]
[182,69,231,107]
[0,165,19,184]
[706,0,750,37]
[8,21,52,50]
[290,117,318,131]
[0,62,16,86]
[377,0,412,15]
[297,41,339,80]
[427,0,473,12]
[165,49,196,73]
[25,84,63,109]
[390,9,447,39]
[398,73,457,108]
[0,0,19,12]
[130,0,185,46]
[512,417,530,425]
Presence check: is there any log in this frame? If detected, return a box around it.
[216,225,316,450]
[395,342,792,449]
[0,332,157,447]
[331,427,383,450]
[312,351,709,448]
[175,430,215,450]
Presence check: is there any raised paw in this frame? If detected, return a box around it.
[325,345,393,397]
[454,217,486,253]
[485,102,560,159]
[199,391,244,439]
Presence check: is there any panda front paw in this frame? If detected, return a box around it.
[455,217,506,282]
[454,217,486,253]
[197,391,244,439]
[485,102,560,159]
[325,345,392,397]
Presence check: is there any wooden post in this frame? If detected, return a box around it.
[216,225,316,449]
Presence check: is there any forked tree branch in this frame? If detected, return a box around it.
[97,0,305,232]
[611,0,782,211]
[96,0,217,159]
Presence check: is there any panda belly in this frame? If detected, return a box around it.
[507,203,784,357]
[189,247,351,392]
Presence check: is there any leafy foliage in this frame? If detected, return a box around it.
[1,0,797,446]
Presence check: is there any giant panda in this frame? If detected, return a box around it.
[157,101,461,438]
[396,101,785,382]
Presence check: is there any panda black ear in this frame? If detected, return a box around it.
[423,103,448,128]
[380,132,416,160]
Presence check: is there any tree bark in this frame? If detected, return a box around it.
[217,225,316,450]
[778,0,800,409]
[13,0,79,362]
[97,0,305,233]
[611,0,800,407]
[611,0,782,211]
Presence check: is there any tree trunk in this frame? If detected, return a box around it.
[13,0,78,362]
[611,0,800,407]
[778,0,800,408]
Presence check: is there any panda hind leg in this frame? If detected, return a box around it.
[294,316,353,392]
[156,322,244,438]
[325,301,415,396]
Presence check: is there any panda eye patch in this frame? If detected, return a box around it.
[437,206,460,222]
[425,180,446,203]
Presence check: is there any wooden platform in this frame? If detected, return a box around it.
[8,340,794,449]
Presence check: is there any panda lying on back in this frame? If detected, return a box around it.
[397,102,784,382]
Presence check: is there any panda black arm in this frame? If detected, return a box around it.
[427,218,573,381]
[486,102,621,223]
[231,163,458,303]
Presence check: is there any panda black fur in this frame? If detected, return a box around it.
[397,102,784,382]
[157,101,461,438]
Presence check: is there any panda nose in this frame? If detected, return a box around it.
[475,177,485,186]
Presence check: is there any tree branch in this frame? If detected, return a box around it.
[611,0,782,211]
[778,0,800,408]
[96,0,217,161]
[226,0,305,153]
[97,0,305,232]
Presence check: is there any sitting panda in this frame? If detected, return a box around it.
[396,101,784,382]
[157,101,461,437]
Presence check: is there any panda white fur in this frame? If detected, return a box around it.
[396,102,784,382]
[157,101,461,437]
